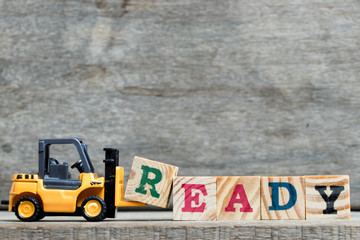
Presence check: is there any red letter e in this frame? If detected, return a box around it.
[181,184,207,212]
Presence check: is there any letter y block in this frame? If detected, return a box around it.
[305,175,350,219]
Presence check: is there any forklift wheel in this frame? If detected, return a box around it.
[81,196,107,221]
[15,196,42,222]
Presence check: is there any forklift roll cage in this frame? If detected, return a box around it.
[38,138,95,179]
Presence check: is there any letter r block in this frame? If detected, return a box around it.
[173,177,217,220]
[217,176,260,220]
[124,156,179,208]
[261,176,305,220]
[305,175,350,219]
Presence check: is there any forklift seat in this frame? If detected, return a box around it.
[49,161,69,179]
[44,160,81,190]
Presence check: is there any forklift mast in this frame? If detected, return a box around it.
[103,148,120,218]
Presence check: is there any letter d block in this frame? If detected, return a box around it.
[173,177,217,221]
[305,175,350,219]
[124,156,179,208]
[261,177,305,220]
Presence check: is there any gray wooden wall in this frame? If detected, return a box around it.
[1,0,360,208]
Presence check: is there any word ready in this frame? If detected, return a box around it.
[124,156,350,220]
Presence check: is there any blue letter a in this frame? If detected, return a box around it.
[269,182,297,211]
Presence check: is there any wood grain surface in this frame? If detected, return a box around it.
[1,211,360,240]
[173,177,216,221]
[217,176,260,220]
[305,175,350,220]
[124,156,178,208]
[261,176,305,220]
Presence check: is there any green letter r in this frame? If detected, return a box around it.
[135,165,163,198]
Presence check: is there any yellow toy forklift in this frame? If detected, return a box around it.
[1,138,145,221]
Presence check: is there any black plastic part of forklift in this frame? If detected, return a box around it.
[103,148,120,219]
[38,138,95,190]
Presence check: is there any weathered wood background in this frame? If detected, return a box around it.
[1,0,360,208]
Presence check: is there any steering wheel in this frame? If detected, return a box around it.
[71,159,84,173]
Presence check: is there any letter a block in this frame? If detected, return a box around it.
[305,175,350,219]
[261,176,305,220]
[217,176,260,220]
[124,156,179,208]
[173,177,217,221]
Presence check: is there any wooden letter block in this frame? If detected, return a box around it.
[124,156,179,208]
[305,175,350,219]
[261,176,305,220]
[217,176,260,220]
[173,177,216,221]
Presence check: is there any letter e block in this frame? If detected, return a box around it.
[261,176,305,220]
[124,156,179,208]
[217,176,260,220]
[173,177,217,221]
[305,175,350,219]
